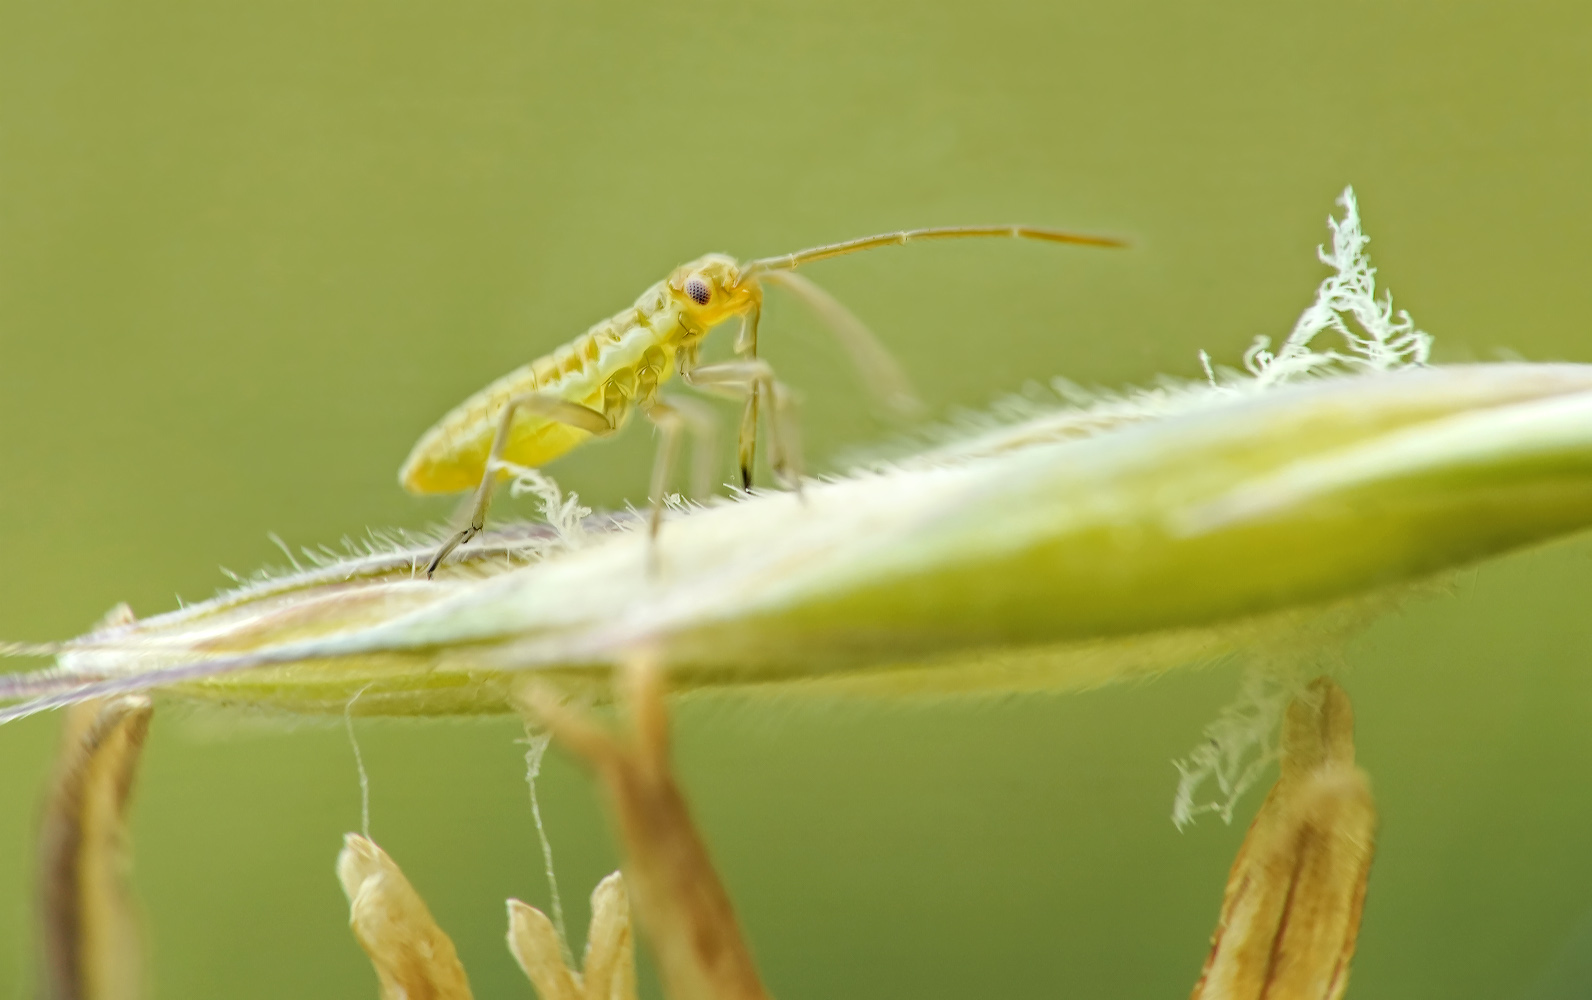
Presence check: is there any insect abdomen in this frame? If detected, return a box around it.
[399,283,682,495]
[398,363,584,494]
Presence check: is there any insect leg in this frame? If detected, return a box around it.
[736,393,759,492]
[425,394,612,578]
[639,396,718,564]
[682,360,803,493]
[757,269,923,418]
[671,395,721,502]
[732,305,761,490]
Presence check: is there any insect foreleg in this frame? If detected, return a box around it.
[735,390,759,491]
[424,393,613,578]
[733,302,760,356]
[682,360,802,493]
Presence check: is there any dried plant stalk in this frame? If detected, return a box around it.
[1191,677,1375,1000]
[524,656,772,1000]
[506,900,583,1000]
[36,693,153,1000]
[507,871,636,1000]
[337,834,474,1000]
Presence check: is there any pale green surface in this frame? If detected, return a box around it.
[2,2,1591,998]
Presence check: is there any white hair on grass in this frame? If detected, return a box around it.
[1171,667,1302,830]
[871,187,1429,472]
[905,189,1424,830]
[176,478,596,612]
[344,683,375,840]
[1246,186,1432,386]
[501,462,593,547]
[519,726,573,968]
[1169,185,1427,828]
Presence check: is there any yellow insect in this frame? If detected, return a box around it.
[403,225,1123,575]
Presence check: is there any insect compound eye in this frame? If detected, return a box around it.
[685,275,712,306]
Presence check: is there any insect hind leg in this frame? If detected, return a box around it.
[425,393,612,578]
[639,395,718,573]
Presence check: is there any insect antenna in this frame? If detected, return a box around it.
[739,224,1123,418]
[741,224,1125,276]
[758,270,924,418]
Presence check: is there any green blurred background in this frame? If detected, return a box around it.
[2,1,1591,996]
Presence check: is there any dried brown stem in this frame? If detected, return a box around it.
[507,870,636,1000]
[36,694,153,1000]
[337,834,474,1000]
[1191,677,1377,1000]
[521,654,773,1000]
